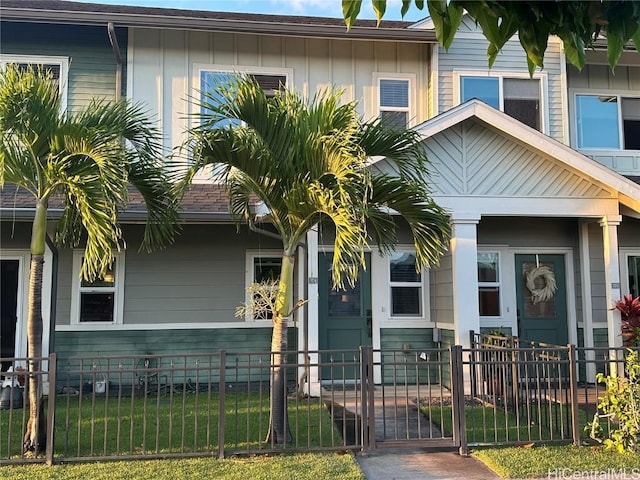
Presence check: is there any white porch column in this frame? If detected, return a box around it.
[304,228,321,396]
[600,215,623,357]
[451,214,481,348]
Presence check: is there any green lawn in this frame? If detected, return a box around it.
[0,453,364,480]
[424,402,589,444]
[474,444,640,478]
[1,391,347,460]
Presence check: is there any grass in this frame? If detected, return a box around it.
[1,391,346,460]
[0,452,365,480]
[474,444,640,478]
[424,402,589,444]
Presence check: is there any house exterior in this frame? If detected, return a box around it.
[1,1,639,388]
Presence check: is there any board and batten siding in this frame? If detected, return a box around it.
[128,28,430,156]
[0,22,125,112]
[54,224,282,327]
[436,32,565,142]
[567,65,640,176]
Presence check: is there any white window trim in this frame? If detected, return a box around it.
[245,250,288,323]
[71,251,125,326]
[0,54,69,113]
[192,64,293,119]
[373,72,417,128]
[620,249,640,297]
[453,70,549,134]
[388,250,425,319]
[478,246,517,331]
[375,248,430,328]
[477,250,503,320]
[571,89,640,152]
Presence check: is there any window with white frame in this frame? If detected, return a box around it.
[389,251,423,317]
[575,94,640,150]
[378,77,412,129]
[71,252,125,324]
[628,255,640,298]
[245,252,283,321]
[0,55,69,110]
[477,252,501,317]
[460,75,542,131]
[199,67,288,127]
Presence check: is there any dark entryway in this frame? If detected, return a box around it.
[1,259,19,371]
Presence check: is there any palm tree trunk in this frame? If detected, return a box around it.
[24,200,47,453]
[266,253,295,444]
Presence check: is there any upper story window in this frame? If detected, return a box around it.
[389,251,423,317]
[575,94,640,150]
[477,252,501,317]
[71,251,125,325]
[0,55,69,111]
[374,74,415,129]
[459,74,543,131]
[197,65,290,127]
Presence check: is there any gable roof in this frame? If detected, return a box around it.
[0,0,436,43]
[413,100,640,213]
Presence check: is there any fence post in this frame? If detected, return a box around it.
[217,350,226,459]
[450,345,468,456]
[45,353,57,466]
[469,331,477,398]
[568,344,581,446]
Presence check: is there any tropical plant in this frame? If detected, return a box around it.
[588,349,640,453]
[0,64,179,453]
[615,295,640,347]
[343,1,640,74]
[180,75,451,443]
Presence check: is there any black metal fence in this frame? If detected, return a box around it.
[0,342,632,464]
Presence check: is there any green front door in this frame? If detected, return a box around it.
[319,252,372,379]
[515,254,568,345]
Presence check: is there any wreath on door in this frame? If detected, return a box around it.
[525,266,557,304]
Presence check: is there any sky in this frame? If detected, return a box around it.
[70,0,429,21]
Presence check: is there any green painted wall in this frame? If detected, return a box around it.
[54,327,297,387]
[1,22,127,111]
[379,328,439,384]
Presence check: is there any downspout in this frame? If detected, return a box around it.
[107,22,122,101]
[45,235,58,355]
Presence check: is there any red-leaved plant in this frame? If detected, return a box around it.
[615,295,640,347]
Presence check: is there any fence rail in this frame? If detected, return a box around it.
[0,343,633,464]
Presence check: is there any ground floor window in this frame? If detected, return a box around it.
[628,255,640,298]
[478,252,501,317]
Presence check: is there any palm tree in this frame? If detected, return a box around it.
[181,75,450,444]
[0,65,179,453]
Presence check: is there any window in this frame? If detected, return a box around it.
[389,252,423,317]
[460,75,542,131]
[576,94,640,150]
[71,252,125,325]
[245,251,283,321]
[0,55,69,110]
[478,252,501,317]
[379,78,410,129]
[629,255,640,298]
[198,67,288,127]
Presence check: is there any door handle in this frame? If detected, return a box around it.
[366,309,372,338]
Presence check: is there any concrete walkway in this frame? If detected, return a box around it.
[356,447,500,480]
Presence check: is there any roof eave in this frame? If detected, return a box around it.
[0,7,437,43]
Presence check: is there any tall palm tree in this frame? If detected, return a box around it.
[181,76,451,444]
[0,65,179,453]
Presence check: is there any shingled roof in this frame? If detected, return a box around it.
[0,183,238,222]
[0,0,435,43]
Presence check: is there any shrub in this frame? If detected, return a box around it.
[588,349,640,453]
